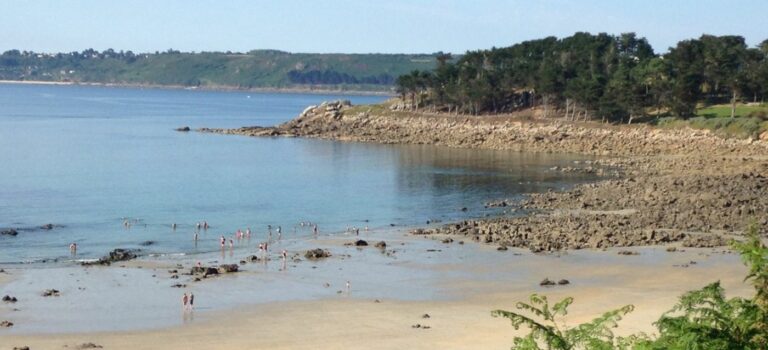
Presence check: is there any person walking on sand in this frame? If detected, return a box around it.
[281,249,288,260]
[182,293,188,310]
[346,281,351,294]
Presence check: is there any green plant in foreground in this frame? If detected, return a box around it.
[491,294,635,350]
[495,224,768,350]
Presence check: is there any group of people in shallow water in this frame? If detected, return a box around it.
[69,218,364,314]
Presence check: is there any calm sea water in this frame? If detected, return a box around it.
[0,83,595,264]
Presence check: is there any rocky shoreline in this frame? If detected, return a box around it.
[200,100,768,251]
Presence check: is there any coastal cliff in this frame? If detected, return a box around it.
[201,100,768,251]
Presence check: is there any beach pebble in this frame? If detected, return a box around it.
[41,289,60,297]
[539,278,556,286]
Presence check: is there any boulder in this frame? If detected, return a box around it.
[40,223,54,230]
[304,248,331,260]
[354,240,368,247]
[374,241,387,248]
[175,126,191,132]
[2,295,17,303]
[138,240,154,246]
[0,320,13,327]
[557,279,570,285]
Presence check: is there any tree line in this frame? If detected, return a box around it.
[396,32,768,122]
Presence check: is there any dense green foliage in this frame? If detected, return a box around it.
[397,33,768,122]
[492,295,635,349]
[495,224,768,350]
[0,49,438,91]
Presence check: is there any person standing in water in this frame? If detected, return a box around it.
[189,293,194,310]
[313,224,318,236]
[172,223,177,231]
[182,293,188,310]
[69,243,77,255]
[220,235,226,249]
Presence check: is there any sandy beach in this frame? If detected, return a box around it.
[0,230,752,350]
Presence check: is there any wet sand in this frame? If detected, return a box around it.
[0,231,751,349]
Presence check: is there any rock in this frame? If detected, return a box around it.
[557,279,570,285]
[82,248,139,266]
[0,320,13,327]
[218,264,239,273]
[13,346,30,350]
[171,283,186,288]
[617,250,640,256]
[175,126,191,132]
[41,289,60,297]
[1,228,18,236]
[539,278,556,286]
[422,313,430,318]
[40,223,54,230]
[460,207,468,212]
[304,248,331,260]
[441,238,453,244]
[666,247,678,252]
[246,255,260,262]
[76,343,103,349]
[138,240,154,246]
[374,241,387,248]
[2,295,17,303]
[354,240,368,247]
[497,245,508,251]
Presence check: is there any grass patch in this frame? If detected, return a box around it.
[697,103,768,119]
[657,115,768,139]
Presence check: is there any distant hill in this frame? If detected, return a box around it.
[0,49,441,92]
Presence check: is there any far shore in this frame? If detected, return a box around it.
[0,79,395,96]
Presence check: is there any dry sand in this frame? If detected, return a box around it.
[1,244,751,350]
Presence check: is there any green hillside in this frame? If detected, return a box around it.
[0,49,439,92]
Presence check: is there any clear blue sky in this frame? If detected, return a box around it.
[2,0,766,54]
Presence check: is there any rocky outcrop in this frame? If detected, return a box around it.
[81,248,139,266]
[202,101,768,251]
[175,126,191,132]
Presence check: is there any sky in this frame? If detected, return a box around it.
[1,0,767,55]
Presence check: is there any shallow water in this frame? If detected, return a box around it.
[0,83,596,264]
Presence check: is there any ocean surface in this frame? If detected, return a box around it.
[0,83,596,265]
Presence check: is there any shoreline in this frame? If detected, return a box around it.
[0,80,395,96]
[0,231,752,348]
[200,100,768,251]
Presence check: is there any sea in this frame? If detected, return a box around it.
[0,83,597,265]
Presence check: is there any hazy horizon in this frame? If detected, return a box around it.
[1,0,767,55]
